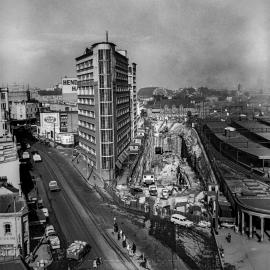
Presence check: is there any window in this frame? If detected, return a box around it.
[99,62,104,74]
[4,223,11,234]
[99,75,104,88]
[98,50,103,60]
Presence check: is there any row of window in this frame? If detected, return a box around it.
[117,127,130,143]
[79,141,96,156]
[117,117,130,130]
[77,80,94,88]
[79,131,96,144]
[78,73,93,81]
[76,59,93,71]
[116,72,128,81]
[117,137,130,155]
[79,120,95,131]
[78,88,95,96]
[78,109,95,118]
[116,87,129,93]
[117,97,129,105]
[78,98,95,105]
[117,107,129,117]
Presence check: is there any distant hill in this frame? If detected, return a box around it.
[138,87,158,97]
[138,87,174,97]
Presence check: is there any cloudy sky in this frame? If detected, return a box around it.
[0,0,270,91]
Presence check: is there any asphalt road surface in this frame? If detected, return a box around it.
[31,142,140,270]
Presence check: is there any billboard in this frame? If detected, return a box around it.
[62,78,77,94]
[40,112,59,130]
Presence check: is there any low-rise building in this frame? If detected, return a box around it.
[0,194,29,258]
[0,135,20,193]
[38,111,78,146]
[8,84,30,103]
[10,101,38,121]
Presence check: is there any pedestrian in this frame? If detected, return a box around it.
[132,242,136,254]
[127,242,130,252]
[96,257,101,266]
[113,216,116,224]
[120,229,123,239]
[93,259,97,269]
[117,231,121,240]
[123,234,126,241]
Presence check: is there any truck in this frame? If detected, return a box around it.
[66,241,90,260]
[149,185,158,196]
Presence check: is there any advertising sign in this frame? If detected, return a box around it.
[40,113,59,130]
[62,78,77,94]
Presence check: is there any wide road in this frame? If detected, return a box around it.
[32,142,139,270]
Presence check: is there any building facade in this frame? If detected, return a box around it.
[0,88,9,136]
[10,101,38,121]
[128,63,138,139]
[76,41,131,181]
[0,136,20,193]
[0,194,29,258]
[38,111,78,146]
[8,84,30,103]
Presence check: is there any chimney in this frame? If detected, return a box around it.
[106,31,109,43]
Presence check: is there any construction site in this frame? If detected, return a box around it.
[113,119,222,269]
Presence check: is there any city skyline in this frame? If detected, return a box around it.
[1,0,270,91]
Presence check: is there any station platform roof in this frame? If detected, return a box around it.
[205,121,270,159]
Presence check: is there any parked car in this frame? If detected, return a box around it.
[45,225,55,237]
[149,185,158,196]
[66,241,90,260]
[49,181,60,191]
[48,234,60,249]
[41,208,49,218]
[170,214,194,227]
[33,153,42,162]
[22,151,30,159]
[198,220,211,228]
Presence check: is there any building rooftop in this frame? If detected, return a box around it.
[0,195,26,214]
[206,121,270,159]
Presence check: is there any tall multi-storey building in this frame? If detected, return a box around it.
[0,87,9,136]
[76,41,131,181]
[128,63,137,139]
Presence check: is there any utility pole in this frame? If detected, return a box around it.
[53,122,56,148]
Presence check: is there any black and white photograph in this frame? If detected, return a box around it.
[0,0,270,269]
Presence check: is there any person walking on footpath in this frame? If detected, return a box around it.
[117,231,121,240]
[120,229,123,239]
[132,242,136,254]
[93,259,97,269]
